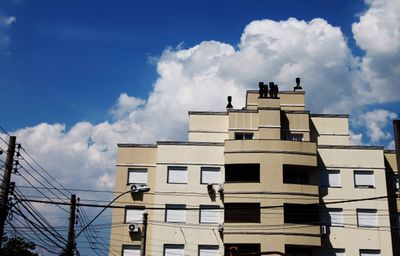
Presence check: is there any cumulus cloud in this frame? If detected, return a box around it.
[354,109,397,144]
[352,0,400,103]
[3,0,399,206]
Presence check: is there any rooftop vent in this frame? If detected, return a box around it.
[226,96,233,109]
[258,82,268,98]
[294,77,303,91]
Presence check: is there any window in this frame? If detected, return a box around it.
[354,170,374,188]
[224,244,260,255]
[360,249,380,256]
[225,164,260,182]
[125,207,145,224]
[165,204,186,223]
[224,203,260,223]
[199,245,219,256]
[200,205,220,223]
[324,249,345,256]
[164,245,184,256]
[321,170,341,187]
[167,166,187,184]
[322,208,343,226]
[201,167,221,184]
[286,133,304,141]
[128,168,147,184]
[122,245,140,256]
[285,245,312,256]
[284,203,319,224]
[357,209,378,227]
[283,165,313,185]
[235,132,253,140]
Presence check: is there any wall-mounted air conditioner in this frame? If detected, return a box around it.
[130,184,150,193]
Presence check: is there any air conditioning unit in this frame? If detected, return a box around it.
[130,184,150,193]
[128,224,139,233]
[321,225,328,235]
[218,223,224,232]
[217,183,224,193]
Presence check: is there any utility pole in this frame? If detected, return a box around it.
[66,194,77,256]
[0,136,16,247]
[140,212,148,256]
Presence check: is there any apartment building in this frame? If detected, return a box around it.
[109,80,397,256]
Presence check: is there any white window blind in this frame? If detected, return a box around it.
[126,208,145,223]
[123,246,140,256]
[357,209,378,227]
[128,169,147,184]
[201,167,220,184]
[360,250,380,256]
[168,166,187,184]
[329,209,343,226]
[200,206,220,223]
[164,245,184,256]
[328,171,341,187]
[354,171,374,187]
[166,205,186,223]
[199,246,219,256]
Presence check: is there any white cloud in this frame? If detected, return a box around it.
[0,15,16,51]
[352,0,400,103]
[355,109,397,144]
[350,131,364,145]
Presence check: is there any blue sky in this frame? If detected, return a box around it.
[1,0,370,130]
[0,0,399,255]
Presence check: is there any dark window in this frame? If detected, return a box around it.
[234,132,254,140]
[284,203,319,224]
[225,164,260,182]
[283,165,311,185]
[224,244,260,255]
[285,245,313,256]
[224,203,260,223]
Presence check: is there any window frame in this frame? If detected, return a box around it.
[124,206,146,224]
[127,168,148,185]
[198,245,219,256]
[167,166,188,184]
[357,209,378,228]
[165,204,186,223]
[321,169,341,188]
[199,205,220,224]
[200,167,221,185]
[224,203,261,223]
[164,244,184,256]
[359,249,381,256]
[234,132,254,140]
[326,208,344,227]
[354,170,375,188]
[122,245,141,256]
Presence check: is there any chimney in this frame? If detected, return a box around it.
[226,96,233,109]
[268,82,274,98]
[294,77,303,91]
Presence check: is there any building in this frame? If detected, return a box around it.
[109,79,398,256]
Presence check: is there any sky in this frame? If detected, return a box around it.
[0,0,399,255]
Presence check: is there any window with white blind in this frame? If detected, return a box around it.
[200,205,220,223]
[201,167,221,184]
[164,244,184,256]
[324,249,345,256]
[167,166,187,184]
[357,209,378,227]
[125,207,145,224]
[199,245,219,256]
[321,170,341,187]
[360,249,380,256]
[165,204,186,223]
[354,170,374,188]
[128,169,148,184]
[122,245,140,256]
[328,209,343,226]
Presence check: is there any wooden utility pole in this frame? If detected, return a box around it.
[66,194,77,256]
[140,212,148,256]
[0,136,16,247]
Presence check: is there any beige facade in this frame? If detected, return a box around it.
[110,83,397,256]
